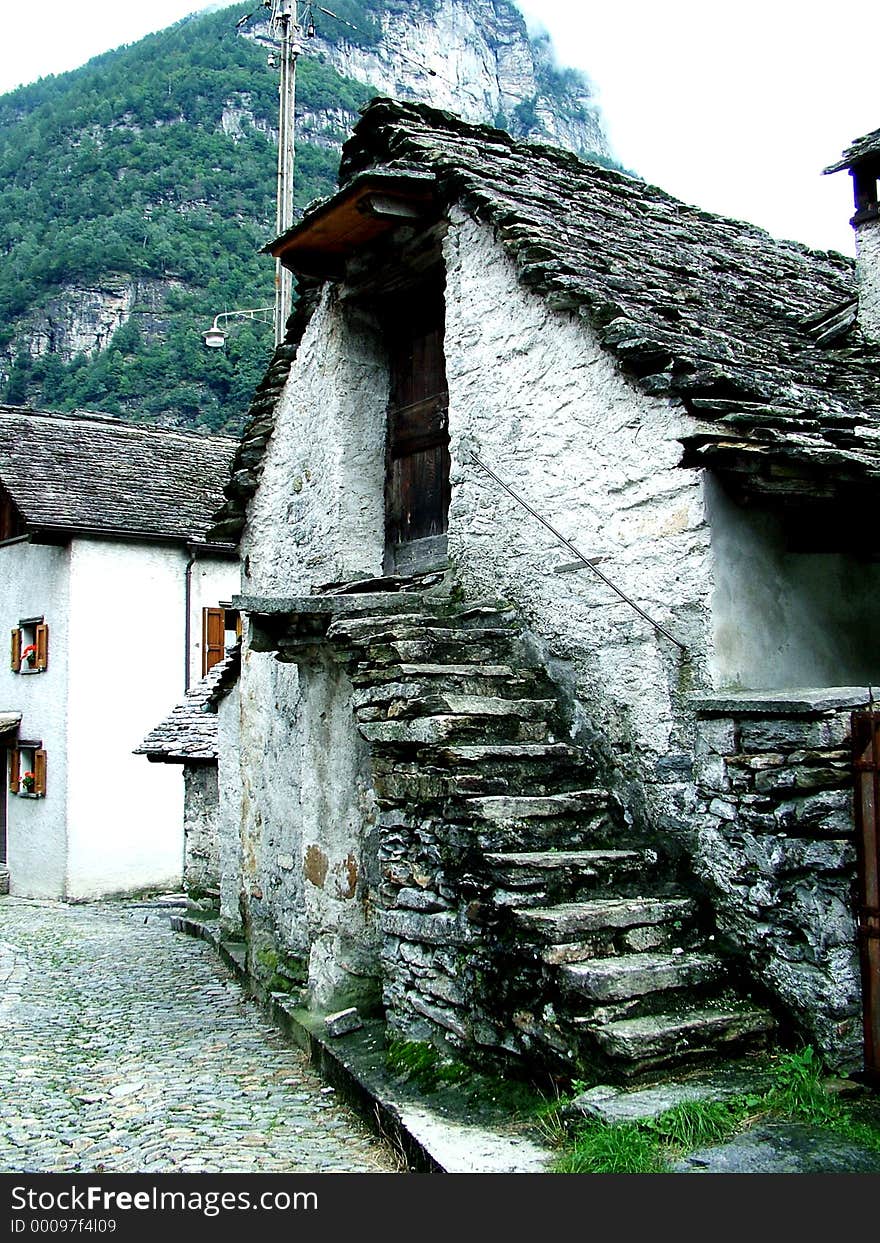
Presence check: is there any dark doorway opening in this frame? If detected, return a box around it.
[382,277,450,575]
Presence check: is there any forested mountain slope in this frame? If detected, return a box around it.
[0,1,616,430]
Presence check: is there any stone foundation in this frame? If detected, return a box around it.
[692,688,866,1073]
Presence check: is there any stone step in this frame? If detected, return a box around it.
[482,850,647,906]
[485,849,643,877]
[543,921,696,964]
[515,897,697,943]
[358,714,550,748]
[365,639,521,667]
[463,790,610,823]
[590,1004,777,1066]
[350,664,549,700]
[560,951,725,1002]
[352,662,523,688]
[432,743,586,772]
[328,613,444,643]
[356,693,557,722]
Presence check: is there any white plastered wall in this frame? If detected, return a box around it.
[855,216,880,343]
[242,290,389,597]
[1,540,70,897]
[235,287,390,983]
[707,476,880,689]
[442,211,711,772]
[65,538,185,897]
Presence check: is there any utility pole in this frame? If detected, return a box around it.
[272,0,299,345]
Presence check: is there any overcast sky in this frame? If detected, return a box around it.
[1,1,877,255]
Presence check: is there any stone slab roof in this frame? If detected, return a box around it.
[135,645,240,762]
[212,99,880,534]
[824,128,880,174]
[0,407,238,543]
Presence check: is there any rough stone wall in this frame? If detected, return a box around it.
[241,290,388,598]
[217,681,242,933]
[235,641,382,1011]
[855,216,880,343]
[182,764,220,892]
[443,210,710,831]
[692,691,865,1072]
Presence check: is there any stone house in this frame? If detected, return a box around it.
[0,407,239,899]
[209,101,880,1084]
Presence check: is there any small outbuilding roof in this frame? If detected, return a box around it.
[135,646,240,763]
[0,406,238,544]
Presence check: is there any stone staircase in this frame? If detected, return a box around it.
[265,576,776,1082]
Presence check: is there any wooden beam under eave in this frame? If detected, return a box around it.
[267,176,439,278]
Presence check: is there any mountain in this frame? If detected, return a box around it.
[0,0,617,432]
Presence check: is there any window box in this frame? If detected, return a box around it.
[11,618,48,674]
[8,743,46,798]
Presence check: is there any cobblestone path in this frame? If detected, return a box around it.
[0,898,397,1174]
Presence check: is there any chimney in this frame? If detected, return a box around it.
[824,128,880,343]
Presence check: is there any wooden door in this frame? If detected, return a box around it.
[384,284,450,553]
[202,607,226,676]
[852,709,880,1084]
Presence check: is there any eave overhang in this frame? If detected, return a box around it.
[264,170,440,279]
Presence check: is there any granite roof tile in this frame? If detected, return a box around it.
[135,645,240,762]
[212,99,880,535]
[0,407,238,543]
[824,127,880,174]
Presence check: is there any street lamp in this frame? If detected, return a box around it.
[202,307,273,349]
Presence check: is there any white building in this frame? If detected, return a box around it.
[0,407,238,899]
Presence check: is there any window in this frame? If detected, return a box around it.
[9,742,46,798]
[10,618,48,673]
[202,605,240,676]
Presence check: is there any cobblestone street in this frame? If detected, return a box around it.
[0,898,398,1174]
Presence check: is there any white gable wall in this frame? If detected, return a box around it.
[707,476,880,688]
[1,540,70,897]
[242,293,389,597]
[442,210,711,790]
[65,538,184,898]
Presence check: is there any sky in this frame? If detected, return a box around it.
[1,1,878,255]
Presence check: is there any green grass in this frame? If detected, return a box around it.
[550,1047,880,1174]
[554,1120,666,1174]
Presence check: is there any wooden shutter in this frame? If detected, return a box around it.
[10,628,20,672]
[34,749,46,797]
[35,623,48,672]
[8,748,19,793]
[202,608,225,675]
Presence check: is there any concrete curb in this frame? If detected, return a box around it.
[170,914,554,1174]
